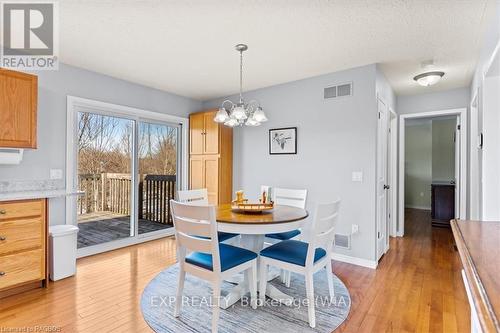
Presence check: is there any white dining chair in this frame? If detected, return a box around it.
[170,200,258,332]
[177,189,239,243]
[262,186,307,286]
[177,188,209,205]
[263,187,307,243]
[259,200,340,328]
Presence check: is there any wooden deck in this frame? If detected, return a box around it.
[77,212,171,248]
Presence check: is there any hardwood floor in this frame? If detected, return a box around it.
[0,208,469,332]
[335,209,469,333]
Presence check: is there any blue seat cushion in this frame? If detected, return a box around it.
[186,244,257,272]
[218,232,239,242]
[260,240,326,267]
[265,229,301,240]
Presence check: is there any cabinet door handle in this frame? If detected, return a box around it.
[0,236,5,241]
[0,210,6,215]
[0,271,5,276]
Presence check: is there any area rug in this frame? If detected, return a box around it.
[141,264,351,333]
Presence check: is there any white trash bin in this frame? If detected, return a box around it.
[49,225,79,281]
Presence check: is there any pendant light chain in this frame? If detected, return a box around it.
[239,49,243,103]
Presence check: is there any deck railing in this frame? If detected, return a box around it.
[78,173,176,225]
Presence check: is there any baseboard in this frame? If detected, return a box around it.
[405,205,431,210]
[331,252,377,269]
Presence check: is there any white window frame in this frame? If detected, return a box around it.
[66,96,189,258]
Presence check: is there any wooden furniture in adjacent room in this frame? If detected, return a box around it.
[189,110,232,205]
[0,68,38,148]
[431,183,455,227]
[451,219,500,333]
[0,199,48,297]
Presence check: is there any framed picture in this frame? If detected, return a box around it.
[269,127,297,155]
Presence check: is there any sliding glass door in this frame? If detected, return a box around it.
[137,121,180,235]
[76,112,135,248]
[75,110,181,251]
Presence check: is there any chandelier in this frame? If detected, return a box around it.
[214,44,268,127]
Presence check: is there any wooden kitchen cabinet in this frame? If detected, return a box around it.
[190,112,205,155]
[189,110,232,205]
[190,110,221,155]
[0,199,47,297]
[203,111,219,154]
[0,68,38,148]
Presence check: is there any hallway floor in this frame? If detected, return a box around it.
[0,208,469,332]
[335,208,469,332]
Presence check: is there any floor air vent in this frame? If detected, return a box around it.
[324,82,352,99]
[334,233,351,249]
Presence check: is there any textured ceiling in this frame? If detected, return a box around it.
[59,0,497,100]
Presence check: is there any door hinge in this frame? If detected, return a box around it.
[378,231,381,238]
[378,112,381,119]
[457,124,461,130]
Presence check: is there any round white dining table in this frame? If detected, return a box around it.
[216,203,308,309]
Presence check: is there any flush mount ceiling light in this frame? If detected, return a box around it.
[413,71,445,87]
[214,44,268,127]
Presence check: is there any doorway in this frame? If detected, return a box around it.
[398,108,467,236]
[66,96,188,257]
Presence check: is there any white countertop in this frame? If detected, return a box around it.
[0,189,84,201]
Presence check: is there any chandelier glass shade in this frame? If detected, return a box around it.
[214,44,268,127]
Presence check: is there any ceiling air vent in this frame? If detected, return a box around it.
[334,233,351,249]
[324,82,353,99]
[324,86,337,99]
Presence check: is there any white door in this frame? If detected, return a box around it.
[477,89,484,220]
[469,94,480,219]
[376,99,389,260]
[454,116,461,218]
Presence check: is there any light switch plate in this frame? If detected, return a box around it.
[50,169,63,180]
[352,171,363,182]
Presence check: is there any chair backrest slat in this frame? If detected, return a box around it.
[178,189,209,205]
[271,187,307,209]
[306,200,341,265]
[175,232,213,253]
[174,216,212,238]
[170,200,221,272]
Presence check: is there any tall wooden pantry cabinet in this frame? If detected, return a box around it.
[189,110,233,204]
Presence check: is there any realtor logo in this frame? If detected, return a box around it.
[1,1,59,70]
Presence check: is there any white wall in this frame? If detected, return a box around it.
[0,63,202,225]
[203,64,380,263]
[405,122,432,209]
[397,88,470,114]
[432,118,456,182]
[376,64,396,111]
[470,4,500,99]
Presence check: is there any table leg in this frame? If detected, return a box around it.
[219,234,294,309]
